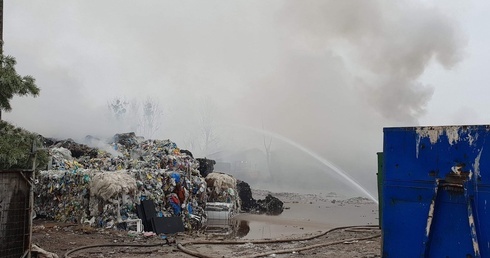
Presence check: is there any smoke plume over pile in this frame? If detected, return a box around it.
[278,1,463,123]
[4,1,465,196]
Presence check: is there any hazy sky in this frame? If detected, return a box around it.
[4,1,488,198]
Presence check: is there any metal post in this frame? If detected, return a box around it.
[0,0,3,46]
[26,152,36,258]
[0,0,4,121]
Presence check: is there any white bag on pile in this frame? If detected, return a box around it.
[89,171,137,201]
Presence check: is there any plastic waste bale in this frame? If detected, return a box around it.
[35,132,208,231]
[90,171,137,201]
[205,172,241,213]
[34,170,94,222]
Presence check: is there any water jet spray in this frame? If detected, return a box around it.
[224,124,378,203]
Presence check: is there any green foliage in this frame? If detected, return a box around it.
[0,121,48,170]
[0,54,40,112]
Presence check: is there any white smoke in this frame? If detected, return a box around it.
[277,0,464,123]
[4,0,466,196]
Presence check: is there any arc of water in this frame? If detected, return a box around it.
[228,124,378,204]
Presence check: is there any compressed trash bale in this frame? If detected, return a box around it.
[206,172,236,193]
[34,170,94,222]
[205,172,240,212]
[89,171,137,201]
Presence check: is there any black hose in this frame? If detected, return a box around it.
[176,243,213,258]
[63,242,168,258]
[243,232,380,258]
[177,225,380,258]
[63,225,380,258]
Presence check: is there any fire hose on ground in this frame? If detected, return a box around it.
[177,225,380,258]
[62,225,380,258]
[62,242,172,258]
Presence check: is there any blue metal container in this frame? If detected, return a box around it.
[382,126,490,258]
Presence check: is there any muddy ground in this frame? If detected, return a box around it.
[32,191,381,258]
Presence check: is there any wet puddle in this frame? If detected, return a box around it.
[203,202,378,239]
[204,216,323,239]
[204,218,250,239]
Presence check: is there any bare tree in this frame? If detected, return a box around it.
[138,97,163,139]
[182,132,197,152]
[262,122,272,174]
[198,97,219,155]
[127,99,141,133]
[107,98,129,121]
[107,97,163,138]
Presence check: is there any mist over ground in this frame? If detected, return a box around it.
[4,1,479,198]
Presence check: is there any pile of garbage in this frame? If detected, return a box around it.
[237,181,257,212]
[236,181,284,215]
[34,132,208,230]
[256,194,284,215]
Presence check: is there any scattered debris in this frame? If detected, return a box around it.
[256,194,284,215]
[237,182,284,215]
[237,180,257,212]
[31,244,59,258]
